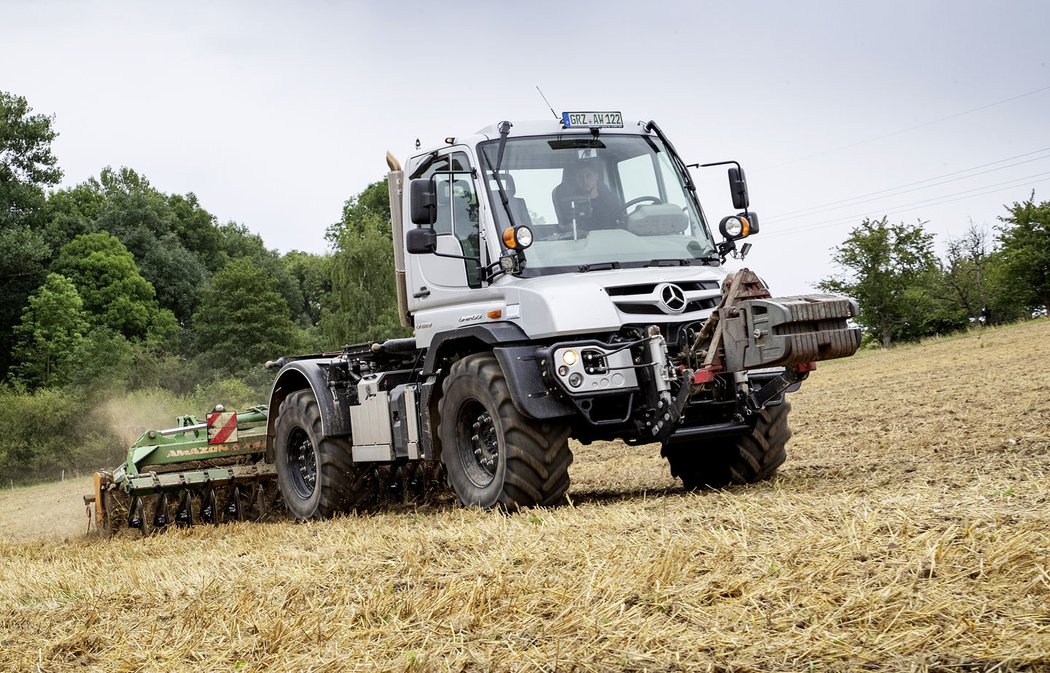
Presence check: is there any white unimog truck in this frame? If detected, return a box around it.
[265,112,861,517]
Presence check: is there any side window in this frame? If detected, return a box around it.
[421,151,481,288]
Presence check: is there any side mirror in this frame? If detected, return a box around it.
[728,167,749,210]
[410,179,437,225]
[406,226,437,254]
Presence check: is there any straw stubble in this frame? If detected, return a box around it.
[1,320,1048,671]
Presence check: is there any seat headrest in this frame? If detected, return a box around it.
[488,173,516,196]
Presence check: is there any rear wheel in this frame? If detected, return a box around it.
[664,402,792,490]
[438,353,572,509]
[274,390,355,519]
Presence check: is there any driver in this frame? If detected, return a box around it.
[553,161,625,234]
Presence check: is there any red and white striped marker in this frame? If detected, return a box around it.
[206,411,238,445]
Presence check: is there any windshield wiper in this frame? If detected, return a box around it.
[578,261,621,273]
[645,258,694,267]
[489,121,517,230]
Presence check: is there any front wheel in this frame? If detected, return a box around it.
[663,402,792,490]
[438,353,572,509]
[274,389,356,519]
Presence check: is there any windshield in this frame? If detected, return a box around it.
[479,133,717,274]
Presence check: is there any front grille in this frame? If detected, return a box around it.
[609,279,721,317]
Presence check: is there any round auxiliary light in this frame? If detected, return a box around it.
[502,225,534,249]
[562,350,578,366]
[719,215,751,240]
[557,365,569,377]
[515,225,533,248]
[568,373,584,388]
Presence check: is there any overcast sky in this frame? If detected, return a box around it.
[4,0,1048,294]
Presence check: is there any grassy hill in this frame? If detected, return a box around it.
[1,320,1048,672]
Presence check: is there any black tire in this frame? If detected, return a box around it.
[274,390,355,519]
[664,401,792,490]
[438,353,572,509]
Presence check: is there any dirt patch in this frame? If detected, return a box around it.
[0,478,95,542]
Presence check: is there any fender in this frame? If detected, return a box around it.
[266,358,351,458]
[421,322,530,374]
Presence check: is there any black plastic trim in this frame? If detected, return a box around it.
[493,346,575,420]
[267,358,351,444]
[421,322,530,375]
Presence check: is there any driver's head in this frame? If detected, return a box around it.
[576,164,599,190]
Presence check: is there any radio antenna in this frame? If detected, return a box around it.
[536,86,559,120]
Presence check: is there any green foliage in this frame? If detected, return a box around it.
[0,92,61,379]
[167,192,225,272]
[9,274,89,390]
[323,208,408,344]
[89,167,210,322]
[191,258,300,375]
[0,386,116,485]
[216,222,305,321]
[53,233,163,340]
[0,90,61,230]
[0,226,51,377]
[331,178,392,240]
[67,328,136,391]
[819,217,940,347]
[321,178,407,344]
[997,196,1050,313]
[282,250,331,327]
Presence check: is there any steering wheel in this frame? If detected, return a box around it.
[624,195,663,209]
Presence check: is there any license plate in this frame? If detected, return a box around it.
[562,111,623,128]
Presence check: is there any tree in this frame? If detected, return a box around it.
[997,195,1050,313]
[322,181,408,345]
[216,221,304,318]
[0,226,50,377]
[9,274,89,389]
[943,222,992,324]
[282,250,331,327]
[167,191,224,272]
[0,92,61,377]
[52,233,167,341]
[88,167,210,323]
[0,91,61,230]
[191,258,300,375]
[819,217,940,347]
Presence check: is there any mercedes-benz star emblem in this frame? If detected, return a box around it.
[658,283,687,314]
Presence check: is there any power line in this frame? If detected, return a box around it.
[768,84,1050,169]
[771,147,1050,220]
[763,174,1050,239]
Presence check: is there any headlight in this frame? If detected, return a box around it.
[719,215,750,239]
[502,225,534,249]
[515,225,533,248]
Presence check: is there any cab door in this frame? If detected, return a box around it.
[407,150,486,308]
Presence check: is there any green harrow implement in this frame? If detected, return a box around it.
[87,405,281,535]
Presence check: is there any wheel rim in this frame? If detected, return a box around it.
[286,427,318,499]
[456,399,499,487]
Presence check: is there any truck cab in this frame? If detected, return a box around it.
[400,116,739,348]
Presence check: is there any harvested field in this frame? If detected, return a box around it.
[1,320,1048,672]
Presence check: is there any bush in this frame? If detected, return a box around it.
[0,386,118,485]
